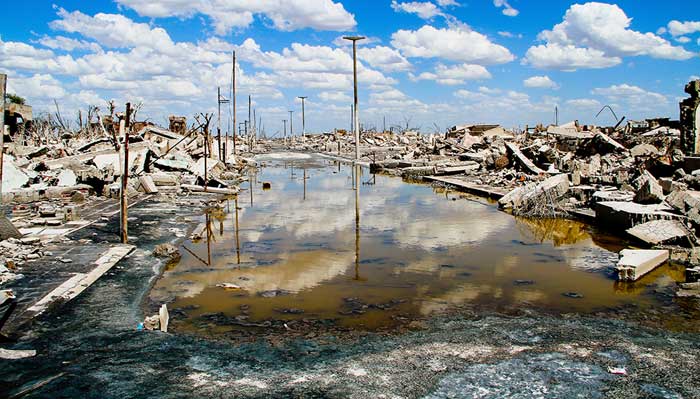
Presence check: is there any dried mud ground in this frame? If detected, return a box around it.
[1,194,700,398]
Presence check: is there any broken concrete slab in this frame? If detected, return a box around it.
[56,169,77,187]
[154,158,191,172]
[665,189,700,214]
[499,174,570,216]
[595,201,681,230]
[594,132,627,153]
[626,219,689,245]
[616,249,669,281]
[630,144,659,157]
[194,158,225,179]
[634,171,665,204]
[0,348,36,360]
[181,184,239,195]
[25,244,135,318]
[138,175,159,194]
[2,155,29,191]
[506,143,546,175]
[0,216,22,240]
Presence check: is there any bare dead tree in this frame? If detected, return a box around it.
[106,100,116,118]
[131,101,143,122]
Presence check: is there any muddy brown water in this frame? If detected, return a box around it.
[149,153,693,336]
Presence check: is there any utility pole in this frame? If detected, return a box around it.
[120,102,131,244]
[298,96,307,141]
[283,119,287,144]
[383,115,386,133]
[289,110,294,139]
[343,35,365,162]
[217,87,229,162]
[232,51,237,156]
[253,108,257,146]
[0,74,6,213]
[248,95,252,149]
[350,105,353,134]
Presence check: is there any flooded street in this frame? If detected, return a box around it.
[152,153,694,337]
[2,154,700,398]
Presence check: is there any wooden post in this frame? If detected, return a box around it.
[120,102,131,244]
[0,74,6,209]
[203,123,208,191]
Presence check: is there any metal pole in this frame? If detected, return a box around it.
[0,74,6,211]
[289,110,294,139]
[217,87,222,161]
[283,119,287,144]
[354,164,360,280]
[344,36,365,162]
[248,95,252,149]
[298,96,307,141]
[120,102,131,244]
[350,105,353,134]
[232,51,237,157]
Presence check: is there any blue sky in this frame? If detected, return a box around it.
[1,0,699,134]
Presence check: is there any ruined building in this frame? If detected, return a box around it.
[169,115,187,136]
[680,79,700,156]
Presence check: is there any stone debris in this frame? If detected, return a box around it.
[153,243,181,262]
[0,102,252,335]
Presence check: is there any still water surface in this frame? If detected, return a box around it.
[150,153,688,334]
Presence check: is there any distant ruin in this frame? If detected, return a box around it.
[680,79,700,156]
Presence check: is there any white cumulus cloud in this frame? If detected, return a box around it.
[411,63,491,85]
[115,0,357,35]
[524,2,695,71]
[493,0,519,17]
[667,20,700,37]
[391,25,514,65]
[523,75,559,89]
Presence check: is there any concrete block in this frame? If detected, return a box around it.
[616,249,669,281]
[138,176,159,194]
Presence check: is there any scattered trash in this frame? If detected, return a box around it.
[608,367,627,375]
[217,283,244,290]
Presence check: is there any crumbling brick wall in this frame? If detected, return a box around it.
[680,80,700,156]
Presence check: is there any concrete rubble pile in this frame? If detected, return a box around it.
[281,79,700,293]
[1,114,250,305]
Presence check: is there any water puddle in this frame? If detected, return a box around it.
[149,153,692,336]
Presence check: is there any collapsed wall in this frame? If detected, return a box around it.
[680,80,700,156]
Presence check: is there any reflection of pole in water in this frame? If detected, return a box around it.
[351,163,355,190]
[206,213,212,266]
[234,197,241,265]
[303,168,307,201]
[249,170,254,207]
[354,164,361,281]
